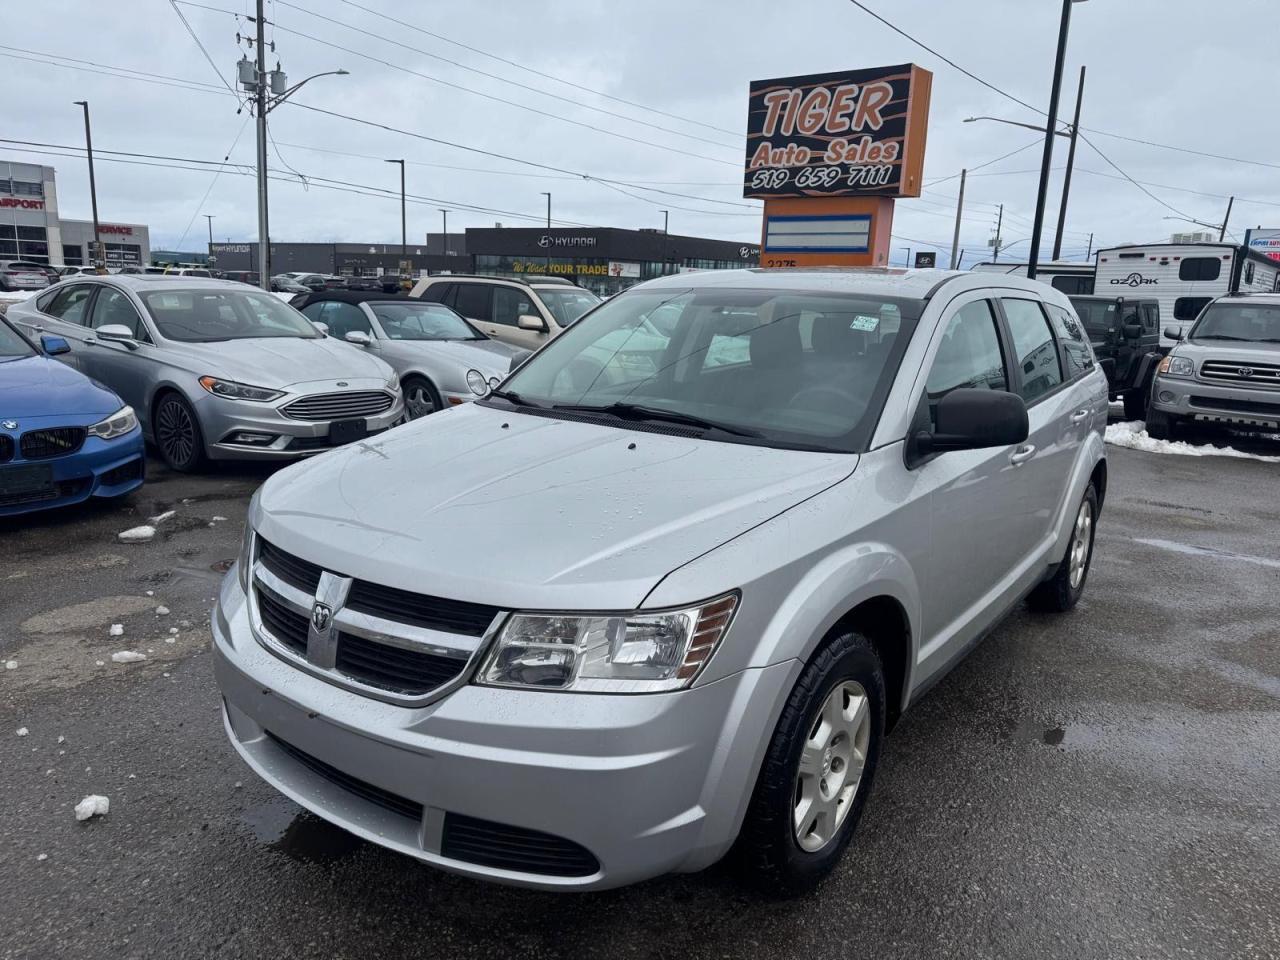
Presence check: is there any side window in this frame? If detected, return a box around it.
[925,300,1008,428]
[1001,298,1064,403]
[1178,257,1221,282]
[453,283,492,321]
[90,289,150,342]
[35,288,60,312]
[492,286,534,327]
[1141,304,1158,331]
[1045,304,1093,378]
[420,281,454,305]
[316,302,371,339]
[46,284,95,326]
[1051,275,1091,296]
[299,302,326,324]
[1174,297,1211,323]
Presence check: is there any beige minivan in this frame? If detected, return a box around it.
[409,274,600,350]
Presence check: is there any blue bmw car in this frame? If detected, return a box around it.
[0,315,145,516]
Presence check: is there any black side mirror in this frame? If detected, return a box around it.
[1123,323,1143,339]
[912,388,1029,460]
[1163,326,1184,341]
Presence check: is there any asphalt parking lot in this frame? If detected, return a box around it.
[3,437,1279,960]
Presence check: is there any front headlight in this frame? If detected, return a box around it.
[1158,355,1195,377]
[87,405,138,440]
[198,376,284,402]
[476,594,738,693]
[465,368,489,396]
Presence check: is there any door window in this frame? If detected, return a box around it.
[1174,297,1211,323]
[1141,304,1158,331]
[45,284,95,325]
[1001,298,1063,402]
[453,283,492,321]
[420,281,454,305]
[1178,257,1221,282]
[315,301,372,339]
[492,286,534,327]
[90,288,150,342]
[925,300,1008,428]
[1044,304,1093,378]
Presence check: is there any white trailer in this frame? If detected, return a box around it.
[1093,242,1280,344]
[970,260,1095,296]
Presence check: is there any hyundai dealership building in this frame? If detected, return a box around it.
[0,161,151,268]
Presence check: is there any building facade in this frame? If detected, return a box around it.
[0,162,150,267]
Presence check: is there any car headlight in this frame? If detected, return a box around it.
[1158,355,1195,377]
[87,405,138,440]
[236,524,256,593]
[198,376,284,402]
[465,368,489,396]
[476,594,738,693]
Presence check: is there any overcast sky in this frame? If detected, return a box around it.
[7,0,1278,266]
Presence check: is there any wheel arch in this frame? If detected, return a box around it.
[825,595,913,730]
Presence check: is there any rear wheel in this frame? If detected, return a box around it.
[735,630,885,892]
[1028,483,1098,612]
[153,392,206,472]
[402,375,442,420]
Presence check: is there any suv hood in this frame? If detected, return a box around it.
[166,336,389,387]
[253,404,857,611]
[1178,339,1280,364]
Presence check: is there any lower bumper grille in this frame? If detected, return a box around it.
[441,813,600,877]
[1190,395,1280,418]
[0,477,90,507]
[100,458,143,486]
[265,731,423,822]
[20,427,86,460]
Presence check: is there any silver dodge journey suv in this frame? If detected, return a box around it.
[213,268,1108,891]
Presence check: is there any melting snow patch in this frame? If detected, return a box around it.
[168,627,179,635]
[118,525,156,543]
[74,795,109,821]
[1105,421,1280,463]
[5,659,16,670]
[110,651,146,664]
[211,516,228,522]
[109,624,124,637]
[149,510,176,524]
[155,605,170,616]
[37,853,47,862]
[145,590,154,597]
[17,727,28,737]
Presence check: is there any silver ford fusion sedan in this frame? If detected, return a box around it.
[7,276,404,471]
[292,292,529,418]
[213,268,1107,891]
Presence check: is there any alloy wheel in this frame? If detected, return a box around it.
[793,680,871,853]
[157,398,195,467]
[405,383,437,419]
[1069,497,1094,589]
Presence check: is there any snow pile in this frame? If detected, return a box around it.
[1105,421,1280,463]
[16,727,28,737]
[4,659,16,670]
[108,624,124,637]
[149,510,176,524]
[74,795,109,821]
[118,525,156,543]
[110,651,146,664]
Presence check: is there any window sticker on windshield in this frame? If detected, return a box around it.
[154,295,183,308]
[850,314,879,331]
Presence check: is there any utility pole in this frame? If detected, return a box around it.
[385,159,406,281]
[1028,0,1079,280]
[993,203,1004,262]
[1053,65,1086,261]
[438,209,448,254]
[72,101,103,272]
[1086,232,1094,259]
[253,0,269,288]
[541,191,551,275]
[661,210,669,234]
[204,214,215,272]
[949,169,966,270]
[1219,196,1234,242]
[900,246,912,268]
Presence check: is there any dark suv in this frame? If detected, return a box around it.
[1070,295,1165,419]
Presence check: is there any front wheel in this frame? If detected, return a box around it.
[1122,387,1148,421]
[1028,483,1098,613]
[735,630,885,892]
[1144,408,1177,441]
[402,376,442,420]
[153,392,206,472]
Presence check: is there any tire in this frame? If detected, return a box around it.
[1122,387,1148,421]
[402,375,442,420]
[153,391,207,472]
[735,630,886,893]
[1028,483,1098,613]
[1145,408,1176,441]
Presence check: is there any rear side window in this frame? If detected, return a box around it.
[1178,257,1221,282]
[453,283,492,321]
[925,300,1008,428]
[1001,298,1063,402]
[46,284,95,325]
[420,281,454,305]
[1051,275,1092,295]
[1174,297,1211,322]
[1045,304,1093,378]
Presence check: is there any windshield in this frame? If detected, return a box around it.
[536,287,601,327]
[369,302,482,340]
[496,287,918,453]
[1071,300,1119,336]
[0,318,35,360]
[140,289,321,342]
[1190,302,1280,342]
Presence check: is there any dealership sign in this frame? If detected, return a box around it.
[536,235,597,248]
[743,64,932,200]
[1245,228,1280,264]
[0,197,45,210]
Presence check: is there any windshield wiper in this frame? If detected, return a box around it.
[489,389,543,408]
[553,401,763,438]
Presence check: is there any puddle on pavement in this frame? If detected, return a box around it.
[1134,538,1280,570]
[241,797,363,864]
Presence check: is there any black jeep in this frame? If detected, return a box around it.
[1069,295,1167,419]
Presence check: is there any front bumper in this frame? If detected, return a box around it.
[0,427,145,516]
[191,384,406,461]
[1150,375,1280,428]
[211,572,796,890]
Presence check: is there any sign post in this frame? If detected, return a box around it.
[744,64,932,268]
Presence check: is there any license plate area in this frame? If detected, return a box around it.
[0,463,54,496]
[328,419,368,445]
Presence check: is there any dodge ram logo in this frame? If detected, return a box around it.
[311,603,332,632]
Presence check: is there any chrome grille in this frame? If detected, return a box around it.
[20,427,86,460]
[1200,360,1280,387]
[250,536,501,704]
[281,390,394,422]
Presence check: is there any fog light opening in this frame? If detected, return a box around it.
[1158,391,1176,404]
[228,431,277,446]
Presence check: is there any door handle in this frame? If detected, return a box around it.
[1069,409,1089,424]
[1009,444,1037,465]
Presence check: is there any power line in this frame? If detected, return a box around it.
[0,49,234,98]
[1077,133,1195,221]
[167,0,241,100]
[173,116,253,250]
[923,138,1043,187]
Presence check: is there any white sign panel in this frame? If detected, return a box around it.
[608,261,640,278]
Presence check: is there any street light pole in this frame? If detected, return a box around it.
[204,214,215,270]
[900,246,911,268]
[438,209,448,254]
[386,159,406,279]
[661,210,669,234]
[993,203,1004,262]
[72,101,102,272]
[1219,196,1234,242]
[541,191,551,274]
[950,169,966,270]
[1053,65,1086,261]
[1027,0,1081,280]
